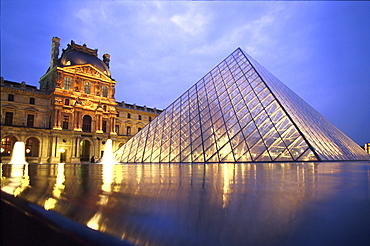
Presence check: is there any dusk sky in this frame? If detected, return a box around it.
[2,1,370,146]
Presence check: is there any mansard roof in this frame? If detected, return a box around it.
[58,41,111,77]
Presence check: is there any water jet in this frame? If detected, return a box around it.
[98,139,119,164]
[9,141,28,164]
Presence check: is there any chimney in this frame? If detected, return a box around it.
[50,37,60,67]
[103,54,110,68]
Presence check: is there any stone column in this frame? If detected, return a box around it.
[70,137,81,163]
[74,111,82,131]
[96,114,103,133]
[53,110,59,129]
[110,116,117,135]
[76,137,81,158]
[58,110,62,128]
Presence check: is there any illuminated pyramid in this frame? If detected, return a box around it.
[116,48,370,162]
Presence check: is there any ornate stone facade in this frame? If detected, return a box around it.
[1,38,161,164]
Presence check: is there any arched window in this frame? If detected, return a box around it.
[84,82,90,94]
[1,136,17,156]
[25,137,39,157]
[102,86,108,97]
[64,77,71,90]
[82,115,92,132]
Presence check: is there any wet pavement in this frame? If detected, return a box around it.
[1,162,370,245]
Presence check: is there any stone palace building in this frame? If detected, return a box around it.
[1,37,162,164]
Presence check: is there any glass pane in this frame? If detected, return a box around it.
[249,139,267,161]
[218,142,234,162]
[255,150,272,162]
[297,148,318,161]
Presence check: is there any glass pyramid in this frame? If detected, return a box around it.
[116,48,370,163]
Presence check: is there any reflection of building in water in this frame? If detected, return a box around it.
[87,163,114,230]
[2,162,351,245]
[1,37,162,164]
[1,164,29,196]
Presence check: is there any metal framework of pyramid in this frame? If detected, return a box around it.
[116,48,370,163]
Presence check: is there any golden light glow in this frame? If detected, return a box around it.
[44,197,57,210]
[59,147,66,153]
[113,164,123,192]
[102,163,113,194]
[87,212,102,230]
[52,163,65,198]
[1,164,29,196]
[222,163,234,208]
[87,163,115,232]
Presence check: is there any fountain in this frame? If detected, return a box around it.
[98,139,119,164]
[9,141,28,164]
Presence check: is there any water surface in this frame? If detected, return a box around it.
[2,162,370,245]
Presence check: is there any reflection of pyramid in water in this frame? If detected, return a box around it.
[116,48,370,162]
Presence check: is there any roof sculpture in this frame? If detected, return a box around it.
[116,48,370,162]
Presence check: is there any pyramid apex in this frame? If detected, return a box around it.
[116,49,370,163]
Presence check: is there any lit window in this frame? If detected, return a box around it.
[26,137,39,157]
[8,94,14,101]
[84,82,90,94]
[1,137,13,156]
[30,97,35,105]
[102,86,108,97]
[64,77,71,90]
[27,114,35,127]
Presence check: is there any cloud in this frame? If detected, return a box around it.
[188,9,280,56]
[170,6,211,36]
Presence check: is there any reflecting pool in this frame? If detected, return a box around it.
[1,162,370,245]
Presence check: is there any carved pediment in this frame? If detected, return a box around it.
[24,107,39,112]
[59,64,113,81]
[81,99,94,108]
[62,108,73,114]
[2,104,19,111]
